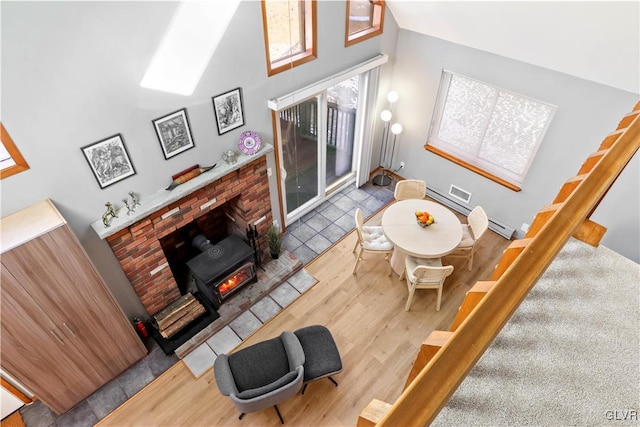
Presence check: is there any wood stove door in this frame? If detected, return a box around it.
[215,262,256,301]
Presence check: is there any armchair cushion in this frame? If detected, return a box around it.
[228,336,290,392]
[214,331,306,420]
[236,370,298,400]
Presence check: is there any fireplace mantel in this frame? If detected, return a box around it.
[91,144,273,239]
[98,146,275,315]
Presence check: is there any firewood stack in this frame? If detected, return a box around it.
[151,293,206,338]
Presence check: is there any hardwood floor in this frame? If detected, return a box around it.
[97,206,510,427]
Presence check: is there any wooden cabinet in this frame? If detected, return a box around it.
[0,200,146,414]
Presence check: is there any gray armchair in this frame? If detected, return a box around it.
[214,331,305,424]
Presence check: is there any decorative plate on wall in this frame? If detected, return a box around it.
[238,131,261,155]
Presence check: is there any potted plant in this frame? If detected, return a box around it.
[266,225,281,259]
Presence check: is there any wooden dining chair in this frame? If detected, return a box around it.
[394,179,426,201]
[352,208,393,275]
[400,255,454,311]
[447,206,489,271]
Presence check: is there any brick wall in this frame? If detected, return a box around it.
[106,157,273,315]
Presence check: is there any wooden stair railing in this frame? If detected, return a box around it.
[357,400,393,427]
[358,101,640,426]
[554,174,588,203]
[490,238,531,280]
[450,281,495,332]
[403,330,454,390]
[357,268,514,424]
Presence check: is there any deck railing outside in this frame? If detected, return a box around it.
[279,100,356,149]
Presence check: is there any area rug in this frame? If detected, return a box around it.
[433,238,640,426]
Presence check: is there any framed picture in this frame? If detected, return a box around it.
[81,134,136,189]
[152,108,195,159]
[212,87,245,135]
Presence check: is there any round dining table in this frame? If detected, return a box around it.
[381,199,463,275]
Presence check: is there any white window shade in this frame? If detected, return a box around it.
[428,71,556,187]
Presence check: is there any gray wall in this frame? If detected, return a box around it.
[388,30,639,262]
[2,1,637,325]
[1,1,394,318]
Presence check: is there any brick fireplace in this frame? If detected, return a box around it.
[104,156,273,315]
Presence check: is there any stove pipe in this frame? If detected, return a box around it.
[192,234,213,252]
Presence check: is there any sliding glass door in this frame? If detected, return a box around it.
[269,55,390,229]
[278,75,360,224]
[280,97,321,215]
[326,76,359,191]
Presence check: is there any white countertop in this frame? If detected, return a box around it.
[91,144,273,240]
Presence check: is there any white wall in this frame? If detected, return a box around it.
[387,1,640,94]
[2,0,636,327]
[388,30,639,262]
[1,1,393,318]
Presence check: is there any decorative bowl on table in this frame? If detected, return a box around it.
[415,210,435,227]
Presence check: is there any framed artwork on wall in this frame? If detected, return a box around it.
[152,108,195,159]
[212,87,245,135]
[81,134,136,189]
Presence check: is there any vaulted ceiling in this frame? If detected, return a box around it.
[387,1,640,94]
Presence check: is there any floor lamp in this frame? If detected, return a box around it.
[373,109,392,186]
[388,123,403,178]
[373,91,399,186]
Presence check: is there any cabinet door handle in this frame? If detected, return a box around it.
[62,322,76,337]
[50,330,65,345]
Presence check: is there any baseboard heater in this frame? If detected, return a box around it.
[426,186,516,239]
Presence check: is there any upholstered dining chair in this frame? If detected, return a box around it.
[214,331,305,424]
[447,206,489,271]
[400,255,454,311]
[352,208,393,275]
[394,179,426,201]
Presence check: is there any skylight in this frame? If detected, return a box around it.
[140,0,240,96]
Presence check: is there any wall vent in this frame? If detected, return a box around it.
[426,186,516,239]
[449,184,472,204]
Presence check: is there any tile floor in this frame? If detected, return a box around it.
[173,250,306,359]
[283,178,396,265]
[18,178,396,427]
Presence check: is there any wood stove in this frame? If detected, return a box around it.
[187,234,257,309]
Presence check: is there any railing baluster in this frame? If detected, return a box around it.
[600,130,623,150]
[525,203,562,238]
[450,281,496,331]
[578,150,608,174]
[617,111,639,130]
[357,399,392,427]
[404,331,453,390]
[490,239,531,280]
[553,175,586,203]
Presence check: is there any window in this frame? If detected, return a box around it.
[345,0,385,47]
[426,70,556,190]
[1,123,29,179]
[261,0,317,77]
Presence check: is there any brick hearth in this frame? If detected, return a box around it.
[105,156,273,315]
